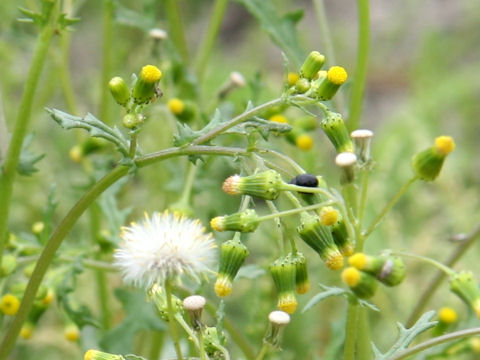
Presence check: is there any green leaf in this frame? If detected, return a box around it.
[236,264,266,280]
[236,0,305,67]
[228,116,292,140]
[17,133,45,176]
[174,109,226,147]
[100,288,165,354]
[47,108,130,156]
[114,2,155,32]
[372,311,438,360]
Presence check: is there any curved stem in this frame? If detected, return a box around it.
[258,201,333,222]
[265,201,287,255]
[281,183,336,201]
[99,0,113,124]
[363,176,417,238]
[195,0,229,81]
[347,0,370,131]
[254,148,306,174]
[406,224,480,327]
[165,279,184,360]
[390,327,480,360]
[0,3,58,268]
[254,343,270,360]
[392,251,454,276]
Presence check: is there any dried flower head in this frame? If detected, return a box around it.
[114,211,216,288]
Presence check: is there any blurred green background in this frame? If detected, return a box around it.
[1,0,479,359]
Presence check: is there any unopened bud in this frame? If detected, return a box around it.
[291,252,310,294]
[132,65,162,104]
[316,66,348,100]
[449,271,480,319]
[341,267,378,299]
[412,136,455,181]
[269,256,298,314]
[84,349,124,360]
[222,170,284,200]
[108,77,130,106]
[215,239,249,297]
[320,111,354,153]
[300,51,326,80]
[210,209,260,233]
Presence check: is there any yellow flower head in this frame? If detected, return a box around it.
[326,252,344,270]
[20,323,34,339]
[42,289,55,306]
[140,65,162,83]
[65,324,80,342]
[348,253,368,270]
[167,98,185,115]
[327,66,348,85]
[342,267,361,287]
[278,297,298,314]
[434,136,455,155]
[438,307,458,324]
[287,72,299,86]
[295,134,314,151]
[210,216,224,232]
[269,114,288,123]
[214,277,232,297]
[32,221,45,234]
[320,206,339,226]
[1,293,20,316]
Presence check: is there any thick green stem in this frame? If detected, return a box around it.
[149,330,165,360]
[356,308,372,360]
[390,327,480,360]
[406,224,480,327]
[99,0,113,124]
[0,4,57,269]
[258,201,333,222]
[347,0,370,131]
[195,0,229,80]
[165,279,184,360]
[363,176,417,238]
[165,0,189,63]
[254,343,270,360]
[179,162,197,204]
[343,301,359,360]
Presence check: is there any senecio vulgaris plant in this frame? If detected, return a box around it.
[0,1,479,360]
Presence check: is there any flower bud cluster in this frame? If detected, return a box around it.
[341,253,407,299]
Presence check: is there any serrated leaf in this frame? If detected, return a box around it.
[17,133,45,176]
[228,116,292,140]
[47,108,130,156]
[18,7,45,26]
[58,13,81,29]
[236,0,305,67]
[372,311,438,360]
[100,288,165,354]
[174,109,226,147]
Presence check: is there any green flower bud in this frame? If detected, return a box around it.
[269,256,298,314]
[148,284,183,321]
[294,78,310,93]
[349,253,406,286]
[203,327,224,356]
[316,66,348,100]
[1,254,17,277]
[84,349,124,360]
[222,170,284,200]
[320,111,354,153]
[331,218,353,256]
[132,65,162,104]
[341,267,378,299]
[291,252,310,294]
[167,98,197,122]
[300,51,325,79]
[449,271,480,319]
[210,209,260,233]
[108,76,130,106]
[412,136,455,181]
[122,114,144,129]
[215,239,249,297]
[297,212,344,270]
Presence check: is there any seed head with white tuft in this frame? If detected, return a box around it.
[114,211,216,288]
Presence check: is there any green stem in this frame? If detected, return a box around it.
[356,307,372,360]
[258,201,333,222]
[59,29,79,115]
[363,176,417,238]
[174,313,200,349]
[265,201,287,255]
[358,169,369,226]
[281,183,336,201]
[99,0,113,124]
[165,279,184,360]
[195,0,229,81]
[343,301,359,360]
[254,148,306,174]
[255,343,270,360]
[392,251,454,276]
[347,0,370,131]
[406,224,480,327]
[129,132,138,158]
[197,330,209,360]
[179,162,197,204]
[0,3,57,268]
[312,0,345,112]
[165,0,189,64]
[389,327,480,360]
[149,330,165,360]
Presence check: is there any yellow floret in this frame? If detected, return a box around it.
[1,293,20,316]
[470,337,480,353]
[438,307,458,324]
[42,289,55,306]
[342,267,361,287]
[84,350,99,360]
[278,298,298,314]
[326,252,344,270]
[69,146,83,163]
[20,323,34,339]
[316,70,328,79]
[320,206,339,226]
[65,325,80,342]
[474,298,480,319]
[348,253,368,270]
[167,98,185,115]
[32,221,45,234]
[140,65,162,83]
[287,72,299,86]
[296,282,310,295]
[296,134,314,151]
[210,217,224,232]
[434,136,455,155]
[214,277,232,297]
[341,244,354,257]
[269,114,288,123]
[327,66,348,85]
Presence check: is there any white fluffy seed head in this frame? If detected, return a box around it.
[335,152,357,167]
[183,295,206,311]
[114,211,216,288]
[230,72,246,87]
[149,28,168,40]
[351,129,373,139]
[268,310,290,325]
